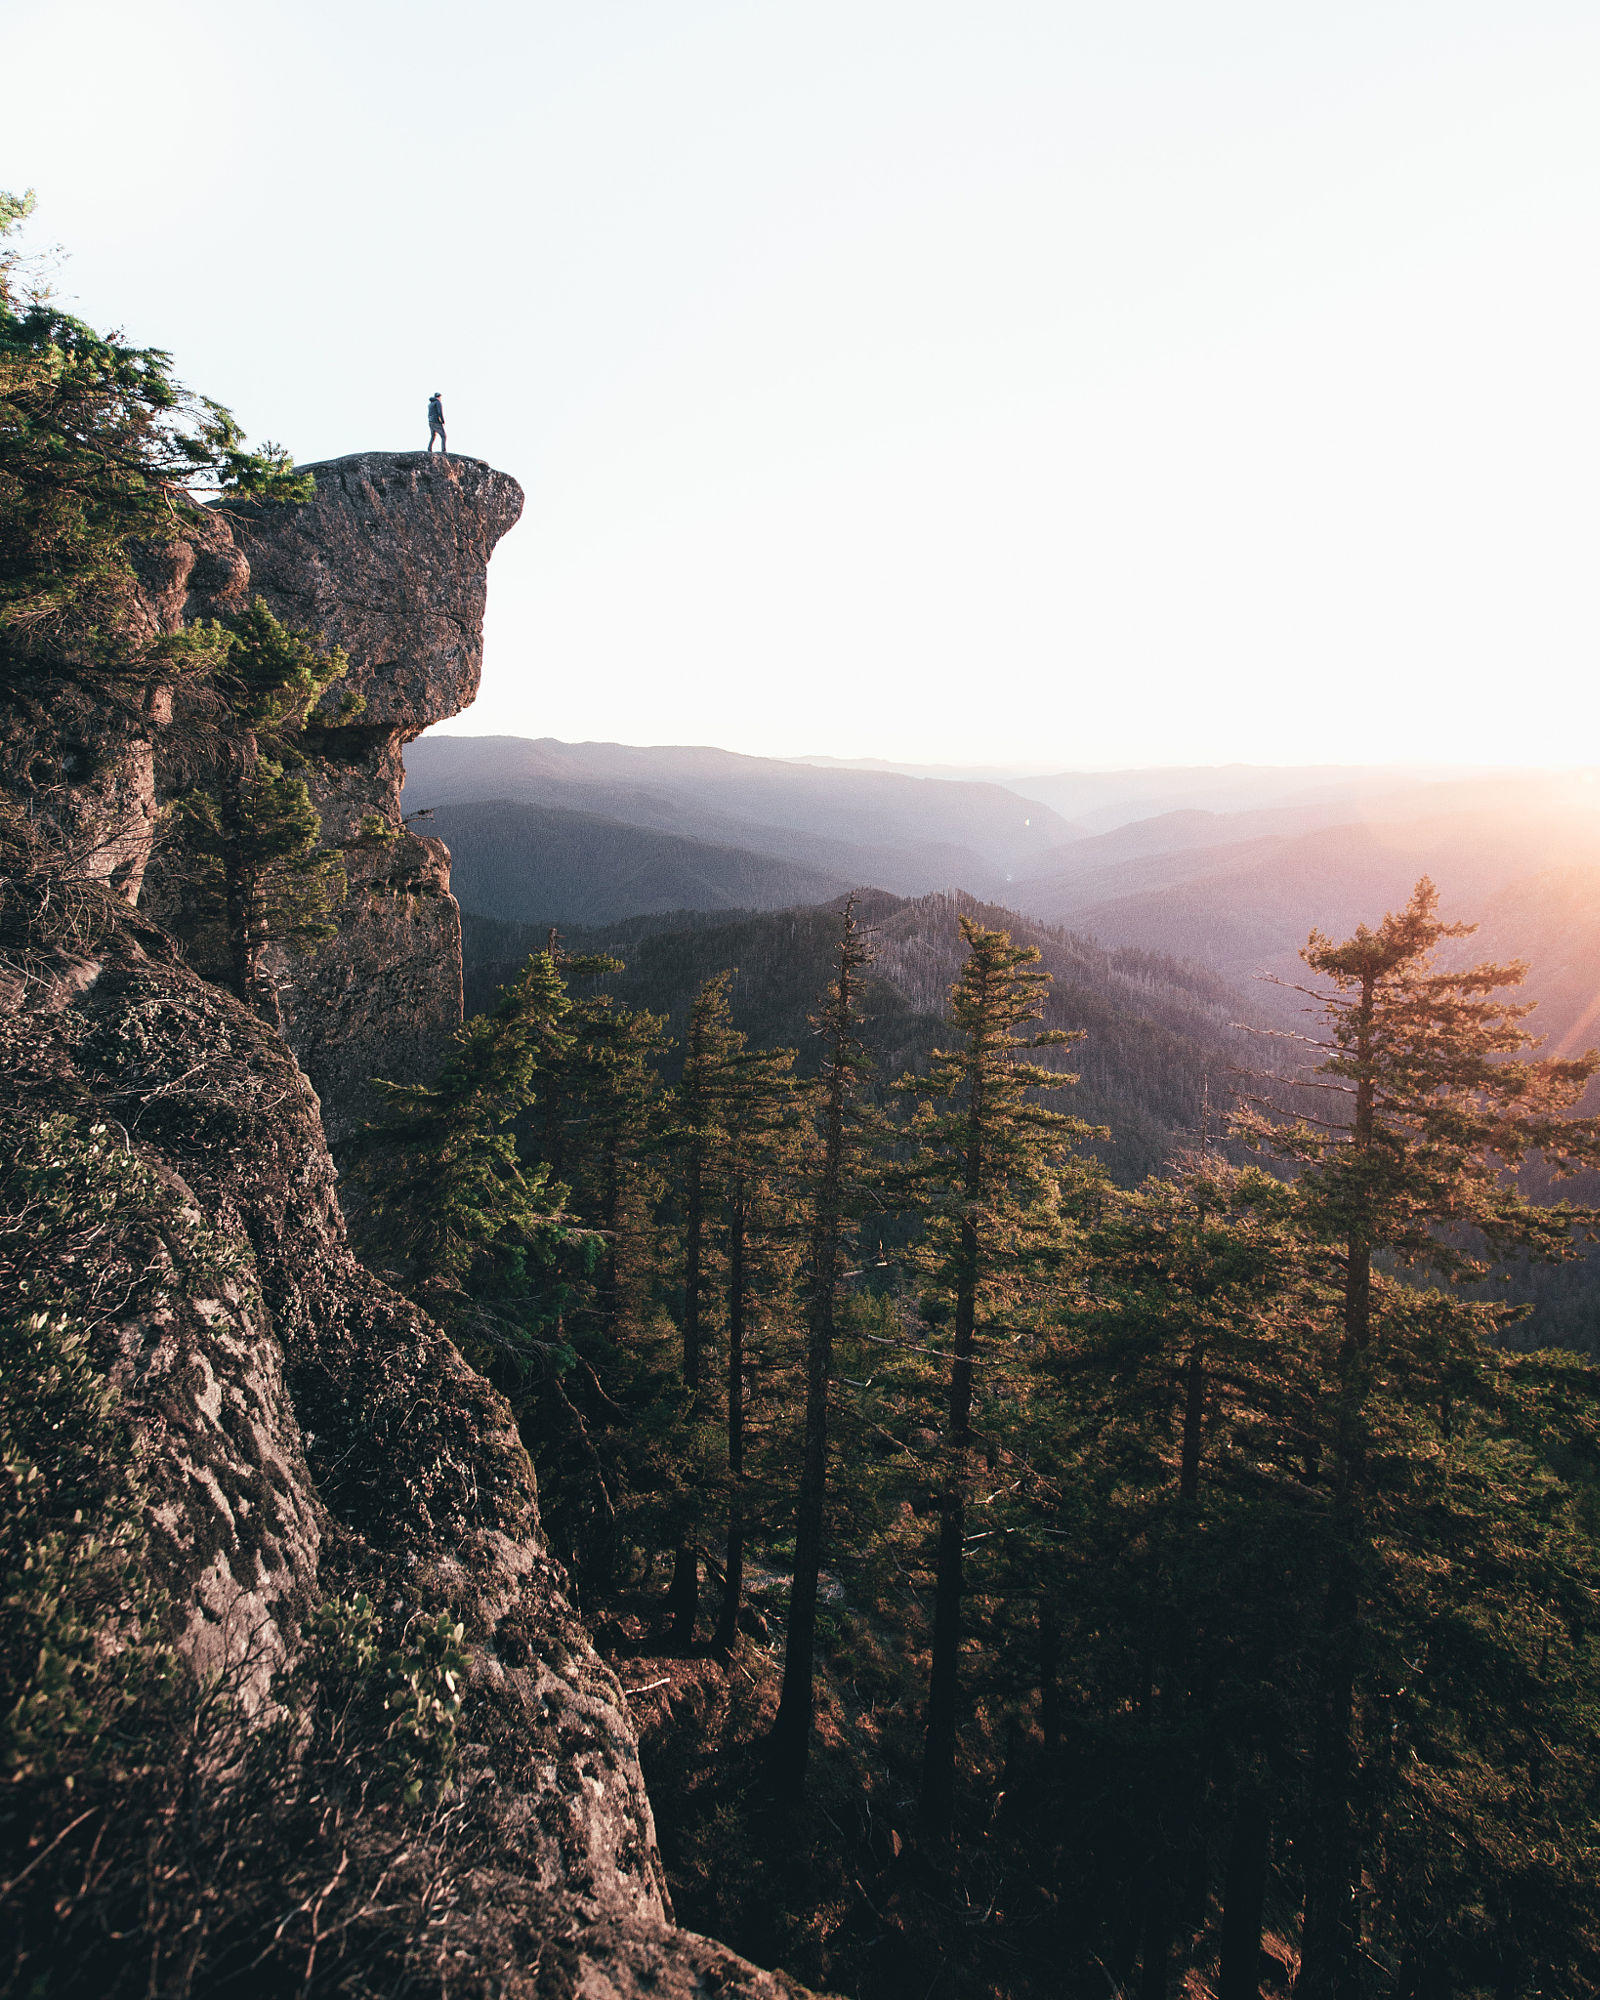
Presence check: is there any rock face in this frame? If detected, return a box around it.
[242,453,521,1146]
[148,451,522,1148]
[2,452,818,1996]
[0,516,251,907]
[1,889,810,1994]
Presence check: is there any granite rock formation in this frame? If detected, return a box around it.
[2,453,818,1995]
[1,885,810,1994]
[0,516,251,907]
[145,450,521,1147]
[224,452,523,1145]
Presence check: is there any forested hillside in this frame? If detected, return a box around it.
[384,883,1600,2000]
[429,798,854,925]
[462,889,1249,1183]
[404,732,1076,896]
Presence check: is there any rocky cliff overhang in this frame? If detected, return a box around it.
[223,451,524,737]
[142,452,524,1147]
[1,447,819,1994]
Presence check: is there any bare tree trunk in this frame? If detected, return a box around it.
[919,1208,979,1841]
[667,1146,706,1649]
[1297,1568,1361,2000]
[1298,979,1375,2000]
[714,1191,748,1655]
[771,901,863,1795]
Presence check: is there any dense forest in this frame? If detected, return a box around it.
[461,893,1250,1186]
[380,879,1600,2000]
[9,191,1600,2000]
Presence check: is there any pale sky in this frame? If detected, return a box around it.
[8,1,1600,768]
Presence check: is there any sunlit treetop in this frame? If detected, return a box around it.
[0,189,312,686]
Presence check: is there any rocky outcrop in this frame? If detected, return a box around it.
[144,451,521,1147]
[0,517,251,907]
[1,885,814,1992]
[2,453,819,1995]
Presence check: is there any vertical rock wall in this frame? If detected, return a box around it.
[151,451,523,1146]
[1,519,251,906]
[5,449,822,1997]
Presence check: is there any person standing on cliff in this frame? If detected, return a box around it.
[427,392,447,454]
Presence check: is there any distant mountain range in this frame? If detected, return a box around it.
[997,772,1600,1059]
[1000,762,1487,834]
[407,733,1600,1075]
[402,734,1079,904]
[419,799,851,927]
[799,755,1493,830]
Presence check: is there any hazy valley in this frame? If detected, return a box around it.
[414,731,1600,1089]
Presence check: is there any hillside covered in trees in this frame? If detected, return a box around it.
[370,881,1600,2000]
[431,798,855,926]
[461,891,1250,1186]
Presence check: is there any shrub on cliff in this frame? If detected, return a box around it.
[0,190,308,703]
[1,190,327,912]
[167,597,353,1021]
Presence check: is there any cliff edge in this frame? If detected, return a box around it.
[1,451,817,1996]
[147,451,521,1147]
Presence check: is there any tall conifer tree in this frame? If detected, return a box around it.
[355,949,576,1337]
[898,915,1094,1840]
[1236,879,1600,2000]
[663,974,742,1646]
[711,1034,798,1654]
[770,896,878,1791]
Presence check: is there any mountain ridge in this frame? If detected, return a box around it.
[404,732,1078,894]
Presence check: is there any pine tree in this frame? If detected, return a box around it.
[1,190,309,883]
[896,915,1096,1840]
[662,974,742,1646]
[171,598,351,1022]
[355,950,577,1355]
[711,1030,798,1655]
[1,193,307,696]
[657,972,799,1648]
[1235,879,1600,2000]
[560,987,673,1343]
[1033,1158,1323,1998]
[770,894,879,1792]
[533,963,676,1595]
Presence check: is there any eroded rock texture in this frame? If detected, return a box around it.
[1,855,806,2000]
[0,517,251,906]
[223,452,522,1145]
[1,456,818,1996]
[143,451,520,1147]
